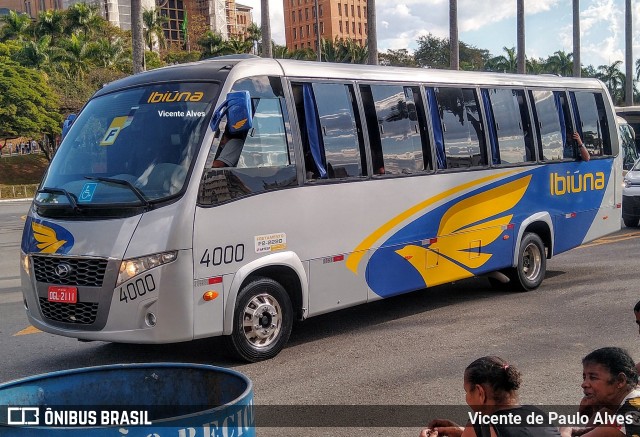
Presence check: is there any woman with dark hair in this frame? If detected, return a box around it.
[420,356,560,437]
[561,347,640,437]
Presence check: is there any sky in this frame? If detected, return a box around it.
[238,0,640,71]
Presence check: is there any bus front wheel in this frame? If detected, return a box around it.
[227,277,293,362]
[509,232,546,291]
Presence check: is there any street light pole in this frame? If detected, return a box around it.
[315,0,321,62]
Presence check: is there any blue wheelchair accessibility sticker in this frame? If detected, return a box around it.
[79,182,98,202]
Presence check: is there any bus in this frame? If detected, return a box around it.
[20,55,622,361]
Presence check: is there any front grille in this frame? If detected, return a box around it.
[39,298,99,325]
[32,256,108,287]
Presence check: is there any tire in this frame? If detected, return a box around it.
[509,232,546,292]
[226,277,293,362]
[623,214,639,228]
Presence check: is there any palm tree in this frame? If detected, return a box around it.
[636,58,640,81]
[227,37,253,54]
[197,31,232,59]
[35,10,65,44]
[625,0,633,105]
[516,0,525,73]
[87,36,127,68]
[66,3,102,38]
[13,35,57,70]
[449,0,458,70]
[526,57,545,74]
[131,0,144,73]
[261,0,272,58]
[367,0,378,65]
[246,22,261,55]
[572,0,580,77]
[486,46,517,73]
[142,8,168,51]
[545,50,573,76]
[0,10,32,42]
[597,60,625,103]
[56,34,93,79]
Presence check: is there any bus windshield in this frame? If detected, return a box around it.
[37,82,219,213]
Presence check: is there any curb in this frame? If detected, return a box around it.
[0,198,32,203]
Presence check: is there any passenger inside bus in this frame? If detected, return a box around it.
[213,127,247,168]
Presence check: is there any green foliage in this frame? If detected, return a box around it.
[0,60,62,139]
[414,34,490,70]
[143,8,168,51]
[164,50,201,64]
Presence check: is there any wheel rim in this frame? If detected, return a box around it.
[522,242,542,282]
[241,293,283,349]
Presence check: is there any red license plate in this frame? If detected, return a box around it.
[48,286,78,304]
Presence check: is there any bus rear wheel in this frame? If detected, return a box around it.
[227,277,293,362]
[509,232,546,291]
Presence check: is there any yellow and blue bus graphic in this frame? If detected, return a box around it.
[355,160,611,298]
[21,218,75,255]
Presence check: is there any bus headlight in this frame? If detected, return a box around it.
[21,251,30,275]
[624,179,630,188]
[116,251,177,287]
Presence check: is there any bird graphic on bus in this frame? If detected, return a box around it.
[394,175,531,288]
[31,222,68,254]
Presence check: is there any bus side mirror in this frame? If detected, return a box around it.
[61,113,76,141]
[226,91,252,134]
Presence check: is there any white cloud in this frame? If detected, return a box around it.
[238,0,639,71]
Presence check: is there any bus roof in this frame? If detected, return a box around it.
[95,55,608,97]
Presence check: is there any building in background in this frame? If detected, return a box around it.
[0,0,61,18]
[0,0,252,48]
[283,0,367,52]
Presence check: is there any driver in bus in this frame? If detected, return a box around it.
[212,127,247,168]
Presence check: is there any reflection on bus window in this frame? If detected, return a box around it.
[486,88,533,165]
[361,84,424,175]
[434,87,486,169]
[571,91,612,158]
[530,90,565,161]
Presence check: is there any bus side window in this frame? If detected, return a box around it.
[483,88,533,165]
[530,90,564,161]
[360,84,425,175]
[570,91,613,158]
[293,81,365,181]
[433,87,487,169]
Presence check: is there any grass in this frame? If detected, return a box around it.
[0,154,49,199]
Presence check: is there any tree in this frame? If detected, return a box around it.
[379,49,416,67]
[246,22,261,55]
[486,46,517,73]
[625,0,633,105]
[131,0,145,73]
[12,36,61,71]
[449,0,458,70]
[545,50,573,76]
[261,0,272,58]
[572,0,581,77]
[142,8,169,51]
[516,0,525,73]
[197,31,232,59]
[0,10,32,42]
[367,0,378,65]
[226,37,253,54]
[35,10,66,44]
[414,33,489,70]
[597,60,625,104]
[65,3,102,38]
[526,57,546,74]
[0,60,62,149]
[87,36,127,69]
[56,34,93,79]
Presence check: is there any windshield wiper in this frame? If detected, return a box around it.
[84,176,152,209]
[36,187,81,211]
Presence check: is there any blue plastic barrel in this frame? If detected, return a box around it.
[0,363,254,437]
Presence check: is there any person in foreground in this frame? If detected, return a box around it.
[560,347,640,437]
[420,356,560,437]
